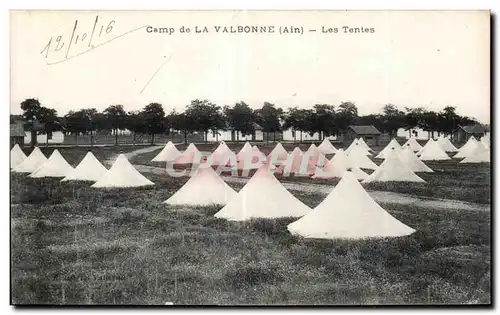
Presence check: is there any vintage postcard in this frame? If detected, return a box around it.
[10,10,491,306]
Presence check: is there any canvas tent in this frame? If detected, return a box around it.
[417,139,451,161]
[61,152,108,182]
[363,148,425,183]
[10,144,27,169]
[92,154,154,188]
[375,138,402,159]
[151,141,182,162]
[398,146,433,173]
[317,138,338,155]
[214,163,311,221]
[30,149,74,178]
[454,136,479,159]
[12,147,48,173]
[437,136,458,153]
[164,166,237,206]
[402,137,423,152]
[287,171,416,239]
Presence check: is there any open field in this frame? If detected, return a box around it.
[10,144,491,305]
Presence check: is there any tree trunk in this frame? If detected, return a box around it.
[300,131,303,143]
[30,129,37,147]
[115,129,118,146]
[205,131,208,142]
[293,131,296,144]
[183,130,187,144]
[46,134,49,147]
[151,133,155,145]
[75,133,78,146]
[273,131,276,143]
[90,130,94,147]
[216,132,219,142]
[132,131,136,146]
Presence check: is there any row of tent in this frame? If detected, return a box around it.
[165,162,415,239]
[10,145,154,188]
[11,142,415,239]
[10,132,489,189]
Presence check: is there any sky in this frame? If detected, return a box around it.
[10,10,490,123]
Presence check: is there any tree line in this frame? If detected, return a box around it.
[12,98,482,146]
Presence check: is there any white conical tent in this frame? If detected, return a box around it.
[10,144,27,169]
[92,154,154,188]
[437,136,458,152]
[236,146,267,170]
[304,143,327,167]
[312,149,368,180]
[346,144,378,170]
[417,139,451,161]
[174,143,202,164]
[164,166,237,206]
[151,141,182,162]
[454,136,479,159]
[375,139,402,159]
[29,149,74,178]
[317,138,338,154]
[61,152,108,182]
[13,147,48,173]
[459,144,490,163]
[363,148,425,183]
[210,141,236,166]
[358,138,373,152]
[345,139,372,156]
[268,143,289,162]
[398,147,433,173]
[402,137,423,152]
[236,142,253,160]
[214,163,311,221]
[287,171,416,239]
[481,135,490,149]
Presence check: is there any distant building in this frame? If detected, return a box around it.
[345,125,381,146]
[10,122,25,148]
[206,122,264,142]
[24,131,65,145]
[453,125,487,144]
[396,127,445,140]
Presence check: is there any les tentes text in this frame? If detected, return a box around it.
[145,25,375,35]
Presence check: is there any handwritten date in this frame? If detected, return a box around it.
[41,15,115,64]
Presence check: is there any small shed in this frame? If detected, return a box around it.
[345,125,381,146]
[453,125,486,144]
[10,122,25,148]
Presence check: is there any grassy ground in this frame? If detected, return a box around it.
[131,143,490,205]
[11,164,491,305]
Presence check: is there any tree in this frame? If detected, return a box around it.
[103,105,127,145]
[20,98,42,146]
[169,111,193,144]
[438,106,461,137]
[312,104,336,140]
[380,104,405,136]
[223,102,255,141]
[141,103,165,144]
[64,110,87,145]
[419,110,440,139]
[184,99,225,142]
[336,101,358,138]
[125,110,146,145]
[404,107,425,138]
[255,102,284,143]
[37,107,59,146]
[283,107,315,143]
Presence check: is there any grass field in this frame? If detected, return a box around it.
[10,144,491,305]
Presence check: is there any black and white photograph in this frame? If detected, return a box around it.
[9,9,491,306]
